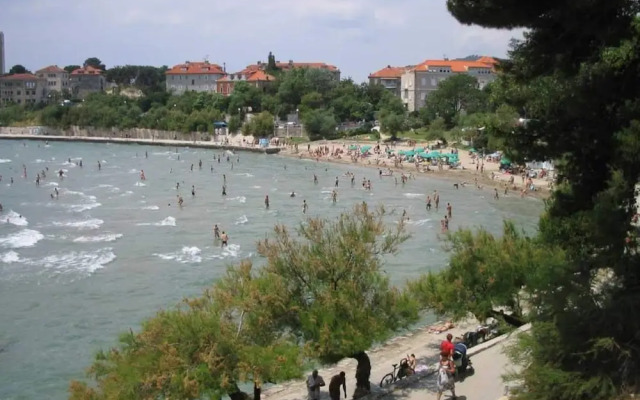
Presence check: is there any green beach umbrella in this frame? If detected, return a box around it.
[349,145,358,150]
[360,145,372,154]
[500,157,511,165]
[415,147,424,152]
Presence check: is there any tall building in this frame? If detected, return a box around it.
[368,66,410,98]
[0,73,48,105]
[36,65,70,96]
[69,65,105,99]
[0,31,5,75]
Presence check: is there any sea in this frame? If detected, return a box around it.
[0,139,543,399]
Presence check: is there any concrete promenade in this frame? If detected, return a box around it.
[262,323,529,400]
[0,133,283,154]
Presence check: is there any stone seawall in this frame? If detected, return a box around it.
[0,126,282,154]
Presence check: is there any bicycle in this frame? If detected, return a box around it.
[379,358,411,388]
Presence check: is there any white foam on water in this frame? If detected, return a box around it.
[120,191,133,197]
[235,215,248,225]
[37,248,116,275]
[0,229,44,248]
[228,196,246,204]
[34,159,46,163]
[155,246,202,264]
[128,168,138,174]
[0,159,11,163]
[62,161,76,168]
[221,243,240,258]
[236,173,254,177]
[66,203,102,212]
[406,218,432,226]
[134,182,146,187]
[137,216,176,227]
[142,205,160,210]
[53,218,104,230]
[1,211,28,226]
[321,190,332,194]
[44,181,59,187]
[403,193,425,198]
[98,184,114,188]
[73,233,123,243]
[1,250,22,263]
[252,185,262,189]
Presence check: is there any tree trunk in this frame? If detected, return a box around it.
[229,383,250,400]
[351,351,371,399]
[489,309,525,327]
[254,382,261,400]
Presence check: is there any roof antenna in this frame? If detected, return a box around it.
[204,54,209,63]
[443,54,448,61]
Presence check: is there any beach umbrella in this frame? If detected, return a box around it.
[500,157,511,165]
[397,150,406,155]
[415,147,424,153]
[418,152,430,159]
[349,145,358,150]
[470,148,477,153]
[404,150,415,156]
[360,145,372,154]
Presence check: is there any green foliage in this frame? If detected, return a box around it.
[302,109,337,141]
[64,65,81,74]
[266,52,279,74]
[256,203,419,363]
[421,74,488,127]
[410,222,566,323]
[105,65,166,92]
[8,65,28,74]
[444,0,640,398]
[84,57,106,71]
[242,111,274,137]
[379,112,406,140]
[228,115,243,134]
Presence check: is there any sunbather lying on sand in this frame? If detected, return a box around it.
[427,321,454,334]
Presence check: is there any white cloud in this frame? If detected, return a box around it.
[0,0,520,82]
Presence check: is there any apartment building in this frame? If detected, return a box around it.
[216,69,275,96]
[400,57,498,112]
[165,61,226,94]
[69,65,106,99]
[368,66,408,97]
[36,65,70,96]
[0,73,48,105]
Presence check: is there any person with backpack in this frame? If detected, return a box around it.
[436,351,457,400]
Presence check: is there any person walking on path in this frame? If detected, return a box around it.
[436,351,457,400]
[329,371,347,400]
[307,370,325,400]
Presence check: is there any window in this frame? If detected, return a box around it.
[191,79,195,85]
[420,92,426,100]
[17,90,21,95]
[431,78,436,86]
[421,77,426,86]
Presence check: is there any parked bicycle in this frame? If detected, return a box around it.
[379,358,411,387]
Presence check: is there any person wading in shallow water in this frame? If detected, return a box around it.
[329,371,347,400]
[220,231,229,247]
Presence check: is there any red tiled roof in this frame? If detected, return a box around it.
[414,60,495,73]
[247,70,275,82]
[36,65,66,73]
[166,61,225,75]
[71,65,104,75]
[0,73,40,80]
[476,56,499,65]
[368,66,406,79]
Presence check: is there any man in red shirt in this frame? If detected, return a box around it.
[440,333,454,357]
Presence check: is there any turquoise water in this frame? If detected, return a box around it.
[0,140,542,399]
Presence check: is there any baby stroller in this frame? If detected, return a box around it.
[452,342,473,377]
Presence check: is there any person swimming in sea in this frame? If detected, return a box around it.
[290,191,296,198]
[220,231,229,247]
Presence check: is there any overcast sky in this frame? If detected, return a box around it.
[0,0,520,82]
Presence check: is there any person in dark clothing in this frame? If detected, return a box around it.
[329,371,347,400]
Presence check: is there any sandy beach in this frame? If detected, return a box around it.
[276,139,554,200]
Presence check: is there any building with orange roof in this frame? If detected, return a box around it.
[217,69,276,96]
[36,65,70,95]
[399,56,497,111]
[0,73,48,106]
[368,65,410,97]
[165,61,227,94]
[69,65,106,99]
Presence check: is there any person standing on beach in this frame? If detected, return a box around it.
[329,371,347,400]
[306,370,325,400]
[495,188,500,200]
[436,351,457,400]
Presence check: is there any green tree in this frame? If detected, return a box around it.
[410,222,565,324]
[421,74,487,127]
[242,111,274,137]
[379,112,406,140]
[84,57,106,70]
[8,65,29,74]
[299,91,324,115]
[64,65,81,74]
[69,261,303,400]
[301,108,337,140]
[256,204,419,397]
[266,51,279,74]
[228,114,243,134]
[444,0,640,399]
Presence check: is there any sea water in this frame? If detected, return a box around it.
[0,140,542,399]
